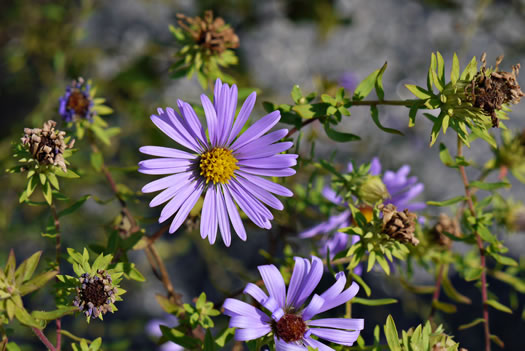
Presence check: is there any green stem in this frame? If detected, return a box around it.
[59,330,90,344]
[50,205,62,351]
[349,99,416,107]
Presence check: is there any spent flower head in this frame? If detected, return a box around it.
[223,256,364,349]
[139,79,296,246]
[430,213,461,248]
[379,204,419,246]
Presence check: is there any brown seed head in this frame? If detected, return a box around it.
[176,10,239,54]
[379,204,419,245]
[431,213,461,248]
[273,314,307,343]
[21,120,73,172]
[466,53,524,127]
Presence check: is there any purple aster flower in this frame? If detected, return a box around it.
[139,79,297,246]
[146,315,183,351]
[339,72,359,94]
[300,158,425,257]
[223,256,363,350]
[59,77,94,122]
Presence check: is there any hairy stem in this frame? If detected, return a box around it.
[32,327,57,351]
[50,205,62,350]
[457,135,491,351]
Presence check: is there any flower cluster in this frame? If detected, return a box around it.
[73,270,117,319]
[139,79,297,246]
[223,256,363,350]
[59,77,94,122]
[21,120,74,172]
[379,204,419,246]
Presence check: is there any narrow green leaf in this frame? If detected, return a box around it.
[55,168,80,178]
[375,62,387,100]
[439,143,456,168]
[323,122,361,142]
[427,196,465,207]
[19,270,58,295]
[32,306,78,320]
[291,85,303,104]
[451,53,460,84]
[15,251,42,284]
[370,105,404,135]
[58,195,90,218]
[485,299,512,314]
[458,318,485,330]
[384,315,401,351]
[490,334,505,348]
[489,253,518,267]
[432,300,457,313]
[470,181,510,191]
[353,297,398,306]
[15,306,42,329]
[405,84,432,99]
[350,272,371,297]
[353,68,380,101]
[90,152,104,172]
[442,270,471,304]
[47,173,59,190]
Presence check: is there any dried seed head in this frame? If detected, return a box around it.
[379,204,419,245]
[176,10,239,54]
[466,54,524,127]
[21,120,73,172]
[431,214,461,248]
[74,270,117,319]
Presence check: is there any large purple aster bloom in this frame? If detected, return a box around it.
[139,79,297,246]
[223,256,364,350]
[58,77,94,122]
[300,158,425,257]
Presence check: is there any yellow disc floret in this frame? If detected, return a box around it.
[199,147,239,184]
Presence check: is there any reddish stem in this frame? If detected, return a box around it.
[32,327,57,351]
[457,136,491,351]
[428,264,445,323]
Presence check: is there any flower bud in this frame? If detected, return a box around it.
[358,176,389,205]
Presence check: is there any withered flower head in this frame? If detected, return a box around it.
[73,270,117,319]
[379,203,419,246]
[466,53,524,127]
[431,213,461,248]
[176,10,239,54]
[21,120,74,172]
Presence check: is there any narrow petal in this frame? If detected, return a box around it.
[318,282,359,314]
[303,337,335,351]
[159,185,196,222]
[237,171,293,197]
[239,166,296,177]
[244,283,268,305]
[200,187,218,243]
[230,180,274,221]
[309,328,360,346]
[222,185,247,241]
[216,188,232,247]
[321,187,344,205]
[274,337,307,351]
[319,272,346,301]
[258,265,286,309]
[237,154,297,169]
[149,176,194,207]
[295,256,323,307]
[139,146,195,159]
[236,142,294,161]
[235,327,272,341]
[227,91,256,145]
[219,84,237,145]
[201,94,218,145]
[179,101,207,147]
[138,166,193,175]
[308,318,364,331]
[286,257,308,308]
[229,316,270,329]
[223,298,268,319]
[150,113,199,153]
[166,107,204,153]
[142,172,193,193]
[168,181,204,233]
[138,158,192,169]
[231,111,281,151]
[228,182,269,228]
[236,176,284,210]
[369,157,382,175]
[234,128,289,156]
[302,294,325,321]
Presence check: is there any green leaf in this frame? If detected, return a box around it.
[350,272,371,297]
[90,152,104,172]
[442,270,471,304]
[92,105,113,115]
[436,52,445,86]
[58,195,90,218]
[155,294,180,314]
[485,299,512,314]
[32,306,78,320]
[427,196,465,207]
[160,326,201,349]
[55,168,80,178]
[291,85,303,104]
[458,318,485,330]
[41,181,52,205]
[292,103,329,119]
[19,270,58,295]
[352,297,398,306]
[460,56,478,80]
[405,84,432,99]
[26,176,38,198]
[203,329,216,351]
[370,105,404,135]
[15,251,42,284]
[323,122,361,142]
[489,253,518,267]
[15,306,42,329]
[432,300,457,313]
[91,125,111,146]
[47,173,60,190]
[375,62,387,100]
[353,68,380,101]
[39,173,46,185]
[470,181,510,191]
[490,334,505,348]
[384,315,401,351]
[451,53,460,85]
[439,143,456,168]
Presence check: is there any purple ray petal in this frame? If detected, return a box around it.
[221,185,247,241]
[201,94,218,145]
[166,107,204,153]
[200,186,218,244]
[286,257,309,308]
[239,166,296,177]
[237,154,298,169]
[295,256,323,307]
[178,101,207,148]
[138,165,193,175]
[308,318,364,331]
[244,283,268,305]
[258,264,286,309]
[234,128,289,156]
[138,158,192,169]
[227,91,256,145]
[231,111,281,151]
[235,176,284,210]
[318,281,359,314]
[369,157,382,175]
[149,176,194,207]
[151,112,199,153]
[216,188,232,247]
[237,171,293,197]
[142,172,193,194]
[302,294,325,321]
[303,337,335,351]
[309,328,360,347]
[274,337,307,351]
[158,185,196,222]
[321,187,344,205]
[139,146,196,159]
[235,327,272,341]
[223,298,267,319]
[229,316,270,329]
[320,272,346,301]
[236,142,293,160]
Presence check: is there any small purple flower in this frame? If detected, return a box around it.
[140,79,297,246]
[146,315,183,351]
[300,158,425,257]
[59,77,94,122]
[339,72,359,94]
[223,256,364,350]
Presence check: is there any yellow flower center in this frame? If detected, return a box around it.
[199,147,239,184]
